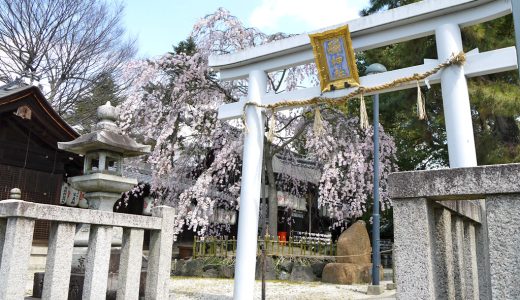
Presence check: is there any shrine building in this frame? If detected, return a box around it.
[0,84,82,242]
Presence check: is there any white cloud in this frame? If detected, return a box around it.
[249,0,367,33]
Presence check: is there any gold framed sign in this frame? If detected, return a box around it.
[309,25,359,92]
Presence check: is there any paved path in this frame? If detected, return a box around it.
[169,277,397,300]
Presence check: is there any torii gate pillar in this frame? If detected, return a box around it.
[233,70,266,299]
[436,23,477,168]
[436,23,491,298]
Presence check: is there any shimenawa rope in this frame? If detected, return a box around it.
[241,52,466,131]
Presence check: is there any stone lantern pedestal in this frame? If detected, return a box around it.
[69,173,137,211]
[68,173,136,246]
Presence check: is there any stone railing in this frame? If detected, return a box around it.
[0,191,175,300]
[389,163,520,300]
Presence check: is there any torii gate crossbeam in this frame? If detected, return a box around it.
[209,0,517,298]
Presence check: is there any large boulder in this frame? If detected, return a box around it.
[321,263,383,284]
[202,264,219,272]
[336,220,371,264]
[202,268,219,278]
[171,259,186,276]
[278,270,290,280]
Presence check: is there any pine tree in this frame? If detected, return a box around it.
[65,73,122,132]
[361,1,520,169]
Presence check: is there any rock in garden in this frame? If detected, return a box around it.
[203,264,219,272]
[279,259,294,273]
[172,259,186,276]
[218,265,234,278]
[184,258,204,277]
[289,265,317,282]
[278,270,290,280]
[336,220,371,264]
[311,261,327,278]
[255,256,276,280]
[203,268,219,278]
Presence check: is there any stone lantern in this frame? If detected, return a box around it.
[38,102,152,298]
[58,101,150,211]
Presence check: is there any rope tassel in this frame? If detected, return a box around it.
[416,81,427,120]
[313,107,324,135]
[359,93,369,130]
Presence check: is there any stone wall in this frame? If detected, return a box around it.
[172,257,332,282]
[389,163,520,300]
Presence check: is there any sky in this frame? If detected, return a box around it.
[122,0,369,58]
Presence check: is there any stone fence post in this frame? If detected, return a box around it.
[0,189,35,300]
[145,206,175,300]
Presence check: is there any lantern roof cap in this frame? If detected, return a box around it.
[58,101,150,156]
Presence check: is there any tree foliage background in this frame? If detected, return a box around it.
[361,0,520,170]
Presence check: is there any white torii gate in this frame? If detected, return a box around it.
[209,0,518,298]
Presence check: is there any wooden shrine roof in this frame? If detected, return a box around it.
[0,85,78,141]
[0,85,81,173]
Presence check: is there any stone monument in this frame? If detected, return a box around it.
[322,220,383,284]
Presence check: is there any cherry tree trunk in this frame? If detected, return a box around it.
[264,143,278,237]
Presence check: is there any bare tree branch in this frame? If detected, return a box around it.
[270,118,312,156]
[0,0,136,115]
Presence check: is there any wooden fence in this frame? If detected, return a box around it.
[193,235,337,258]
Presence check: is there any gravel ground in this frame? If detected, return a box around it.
[168,277,397,300]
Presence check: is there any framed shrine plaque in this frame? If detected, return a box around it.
[309,25,359,92]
